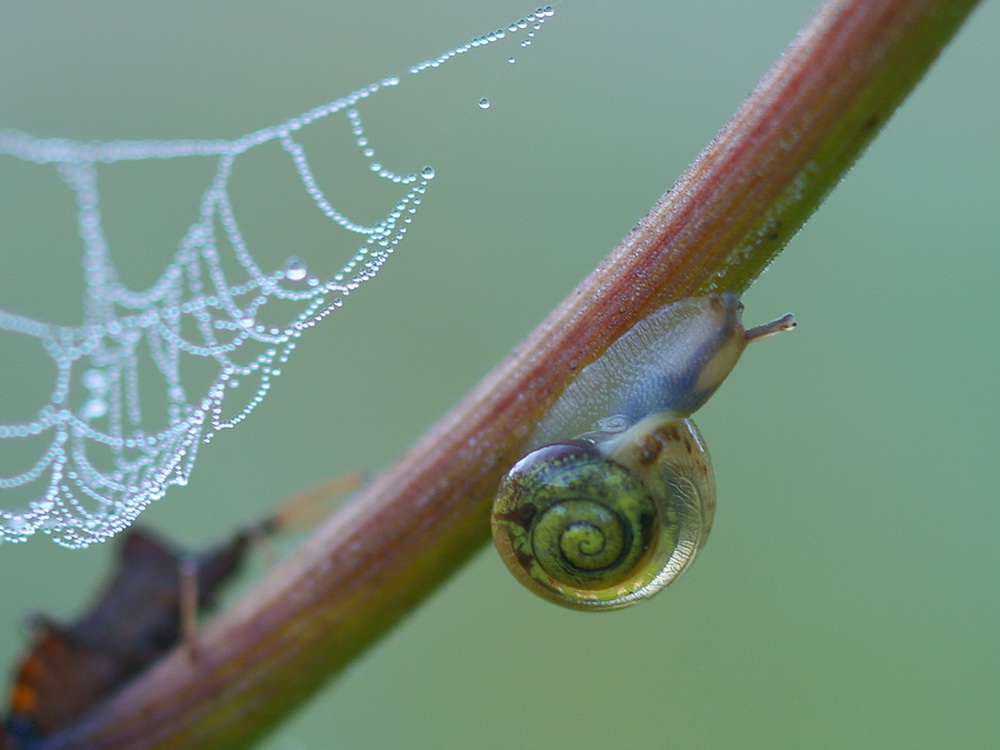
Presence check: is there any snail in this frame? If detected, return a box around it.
[491,293,795,610]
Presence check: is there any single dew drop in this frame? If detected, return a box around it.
[478,97,491,110]
[421,165,436,180]
[82,369,107,393]
[507,56,516,64]
[284,256,308,282]
[81,398,108,420]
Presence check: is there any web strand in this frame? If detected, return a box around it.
[0,6,556,547]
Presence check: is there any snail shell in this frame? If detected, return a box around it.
[491,293,794,610]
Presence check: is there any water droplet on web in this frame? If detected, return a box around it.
[478,97,491,110]
[284,256,308,282]
[421,166,436,180]
[81,399,108,420]
[82,369,107,392]
[508,57,516,64]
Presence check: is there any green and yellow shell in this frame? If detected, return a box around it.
[491,294,794,611]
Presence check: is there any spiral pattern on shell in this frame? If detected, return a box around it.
[491,441,672,610]
[491,296,794,610]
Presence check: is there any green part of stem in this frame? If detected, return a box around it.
[37,0,980,748]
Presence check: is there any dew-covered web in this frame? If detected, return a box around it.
[0,7,556,548]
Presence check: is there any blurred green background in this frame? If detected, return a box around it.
[1,1,997,748]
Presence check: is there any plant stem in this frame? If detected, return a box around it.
[39,0,980,747]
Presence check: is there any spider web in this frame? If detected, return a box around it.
[0,6,556,548]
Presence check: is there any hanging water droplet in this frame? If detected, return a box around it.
[82,369,107,393]
[81,398,108,420]
[284,256,308,282]
[508,56,516,64]
[478,97,491,110]
[421,166,436,180]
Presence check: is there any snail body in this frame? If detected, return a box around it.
[492,293,794,610]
